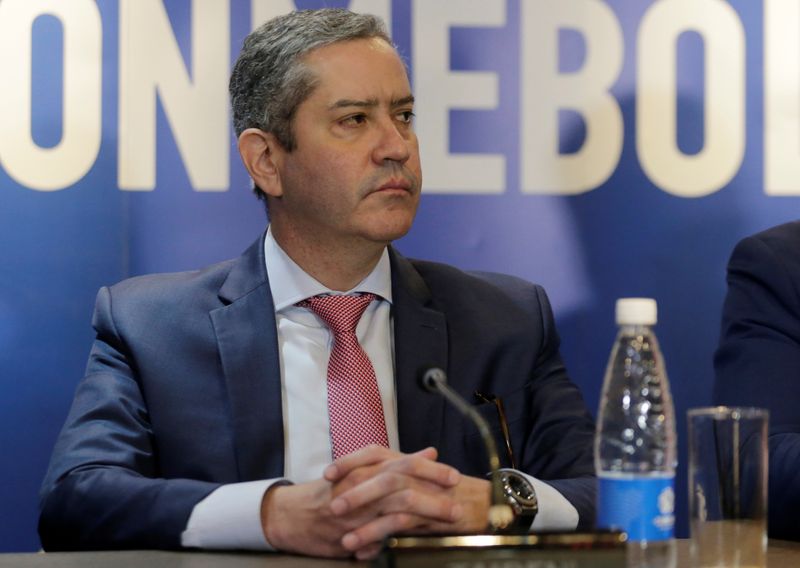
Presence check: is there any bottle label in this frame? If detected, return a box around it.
[597,474,675,542]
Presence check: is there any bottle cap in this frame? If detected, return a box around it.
[616,298,657,325]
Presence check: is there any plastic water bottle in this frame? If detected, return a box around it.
[595,298,677,568]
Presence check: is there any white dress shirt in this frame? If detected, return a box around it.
[181,229,577,549]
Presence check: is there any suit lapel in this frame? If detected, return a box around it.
[209,235,285,481]
[390,249,448,454]
[208,242,447,478]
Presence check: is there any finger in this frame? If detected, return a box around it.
[332,473,462,520]
[331,463,458,513]
[354,541,385,561]
[331,471,409,515]
[324,445,398,482]
[378,485,463,522]
[333,448,457,490]
[324,446,439,482]
[337,455,456,498]
[414,446,438,460]
[341,512,426,552]
[375,450,459,487]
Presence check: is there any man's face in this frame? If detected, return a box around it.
[272,37,422,249]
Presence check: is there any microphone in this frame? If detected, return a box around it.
[419,367,513,531]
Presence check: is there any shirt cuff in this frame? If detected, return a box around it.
[181,479,288,550]
[519,472,579,531]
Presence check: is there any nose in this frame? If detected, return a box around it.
[372,117,411,165]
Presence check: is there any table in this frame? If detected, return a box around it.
[678,539,800,566]
[2,540,800,567]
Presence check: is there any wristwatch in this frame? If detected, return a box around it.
[496,468,538,533]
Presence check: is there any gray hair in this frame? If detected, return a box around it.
[229,9,392,151]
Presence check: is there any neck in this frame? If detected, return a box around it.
[270,222,386,292]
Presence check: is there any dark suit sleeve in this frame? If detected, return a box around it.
[520,285,596,529]
[714,231,800,540]
[38,287,219,550]
[463,273,596,529]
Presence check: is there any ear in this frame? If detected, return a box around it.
[237,128,286,198]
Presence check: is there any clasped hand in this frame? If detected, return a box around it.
[260,446,491,559]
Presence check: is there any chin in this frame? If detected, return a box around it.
[363,218,415,244]
[357,205,415,236]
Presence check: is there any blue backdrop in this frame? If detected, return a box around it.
[1,0,797,551]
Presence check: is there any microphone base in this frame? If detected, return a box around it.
[374,531,627,568]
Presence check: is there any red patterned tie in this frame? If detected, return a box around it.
[297,293,389,459]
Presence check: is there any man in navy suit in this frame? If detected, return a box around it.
[714,220,800,541]
[39,9,595,559]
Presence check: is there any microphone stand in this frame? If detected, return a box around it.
[419,367,513,531]
[374,367,627,568]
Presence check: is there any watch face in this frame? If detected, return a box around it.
[503,472,538,507]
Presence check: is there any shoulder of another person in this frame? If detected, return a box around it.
[730,222,800,282]
[739,221,800,258]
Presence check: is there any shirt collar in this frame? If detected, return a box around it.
[264,226,393,312]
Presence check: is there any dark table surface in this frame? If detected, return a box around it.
[2,540,799,567]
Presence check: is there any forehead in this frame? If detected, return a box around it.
[301,38,411,102]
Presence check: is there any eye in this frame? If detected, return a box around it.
[397,110,415,124]
[340,114,367,127]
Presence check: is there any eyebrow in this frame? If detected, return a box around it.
[328,95,415,111]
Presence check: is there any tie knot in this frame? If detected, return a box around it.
[298,293,376,334]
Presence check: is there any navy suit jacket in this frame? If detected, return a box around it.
[39,236,596,550]
[714,221,800,540]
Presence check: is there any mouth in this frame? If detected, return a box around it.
[372,178,414,194]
